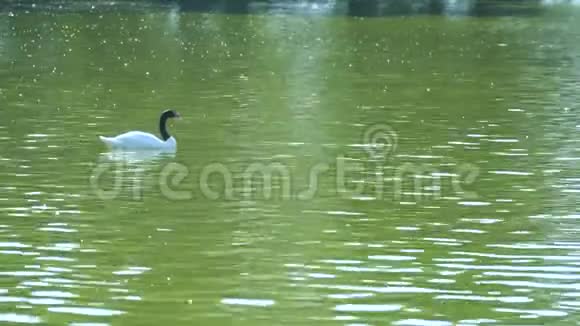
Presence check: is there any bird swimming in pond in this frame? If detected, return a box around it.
[99,109,180,151]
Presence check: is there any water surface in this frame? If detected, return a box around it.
[1,2,580,325]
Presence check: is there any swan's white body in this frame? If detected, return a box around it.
[99,131,176,151]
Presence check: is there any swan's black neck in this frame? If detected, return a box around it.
[159,112,172,141]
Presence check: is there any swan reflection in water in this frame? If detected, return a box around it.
[99,149,176,163]
[92,150,178,200]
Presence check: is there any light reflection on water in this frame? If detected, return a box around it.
[0,1,580,325]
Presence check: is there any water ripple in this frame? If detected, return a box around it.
[0,313,42,324]
[309,284,471,295]
[47,307,125,316]
[334,304,402,312]
[221,298,276,307]
[394,319,452,326]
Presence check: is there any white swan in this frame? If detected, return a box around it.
[99,109,180,151]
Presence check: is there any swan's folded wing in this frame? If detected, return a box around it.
[98,131,171,150]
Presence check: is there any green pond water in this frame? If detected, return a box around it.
[1,3,580,325]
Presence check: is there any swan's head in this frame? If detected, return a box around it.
[159,109,180,141]
[162,109,181,120]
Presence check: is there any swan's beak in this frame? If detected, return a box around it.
[175,112,182,120]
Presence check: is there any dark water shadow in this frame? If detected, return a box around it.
[0,0,555,17]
